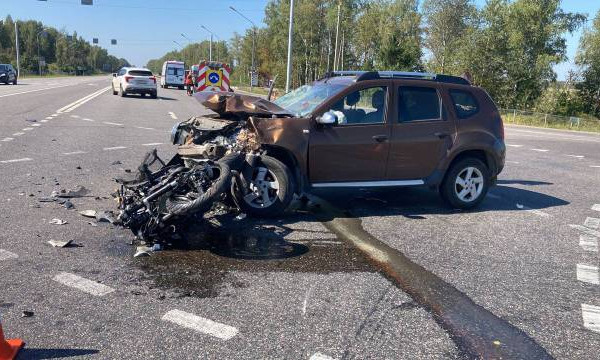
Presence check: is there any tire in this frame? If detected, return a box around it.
[232,155,294,217]
[12,78,17,85]
[440,157,490,209]
[151,91,157,99]
[112,85,117,95]
[165,161,232,216]
[119,85,126,97]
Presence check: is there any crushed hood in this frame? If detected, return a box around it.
[194,91,294,118]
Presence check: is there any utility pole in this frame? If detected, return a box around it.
[333,1,341,71]
[230,6,257,89]
[285,0,295,93]
[200,25,216,62]
[15,22,20,79]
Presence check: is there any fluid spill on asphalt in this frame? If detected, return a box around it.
[132,214,375,298]
[309,195,553,360]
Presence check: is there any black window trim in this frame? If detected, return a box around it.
[397,85,443,123]
[449,88,480,119]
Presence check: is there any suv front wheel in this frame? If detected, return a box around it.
[232,155,294,217]
[441,158,490,209]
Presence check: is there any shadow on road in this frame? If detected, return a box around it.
[497,179,553,186]
[17,348,99,359]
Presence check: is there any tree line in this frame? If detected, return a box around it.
[0,15,130,75]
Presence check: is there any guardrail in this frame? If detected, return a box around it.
[500,108,600,133]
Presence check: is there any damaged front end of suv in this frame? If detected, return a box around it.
[116,91,305,242]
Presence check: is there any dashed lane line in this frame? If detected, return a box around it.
[506,161,520,164]
[516,203,551,217]
[56,86,110,113]
[82,118,94,122]
[0,158,33,164]
[22,127,33,131]
[45,116,52,120]
[310,353,336,360]
[168,111,178,120]
[70,115,80,119]
[1,138,14,142]
[567,155,584,159]
[584,217,600,229]
[162,310,238,340]
[31,124,41,127]
[593,204,600,212]
[102,121,124,127]
[580,235,599,252]
[103,146,127,151]
[531,148,549,152]
[12,132,24,136]
[53,272,115,296]
[0,249,18,261]
[591,166,600,168]
[582,304,600,333]
[141,143,164,146]
[576,264,600,285]
[63,151,87,155]
[135,126,156,130]
[40,119,48,123]
[570,224,600,238]
[506,144,523,148]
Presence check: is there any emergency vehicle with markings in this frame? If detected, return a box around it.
[191,61,232,92]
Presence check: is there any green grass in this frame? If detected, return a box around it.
[502,112,600,133]
[234,85,271,96]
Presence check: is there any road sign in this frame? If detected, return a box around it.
[206,70,222,87]
[250,71,258,87]
[93,38,98,44]
[81,0,93,5]
[111,39,117,45]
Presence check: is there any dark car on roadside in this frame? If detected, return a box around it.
[0,64,17,85]
[182,71,505,216]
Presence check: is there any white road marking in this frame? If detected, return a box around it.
[45,116,53,120]
[22,127,33,131]
[531,148,549,152]
[63,151,87,155]
[302,284,314,316]
[53,272,115,296]
[591,166,600,168]
[70,115,80,119]
[141,143,164,146]
[570,224,600,238]
[135,126,156,130]
[506,144,523,147]
[593,204,600,212]
[103,121,124,126]
[582,304,600,333]
[576,264,599,284]
[82,118,94,122]
[0,158,33,164]
[31,124,41,127]
[168,111,178,120]
[12,132,24,136]
[51,113,58,117]
[310,353,336,360]
[0,249,18,261]
[162,310,238,340]
[56,86,110,113]
[0,83,72,98]
[584,217,600,230]
[505,161,520,164]
[40,119,48,123]
[1,138,14,142]
[567,155,584,159]
[103,146,127,151]
[515,204,551,217]
[580,235,599,252]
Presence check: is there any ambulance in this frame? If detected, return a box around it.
[160,60,185,89]
[193,61,232,92]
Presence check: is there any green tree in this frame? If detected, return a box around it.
[576,10,600,117]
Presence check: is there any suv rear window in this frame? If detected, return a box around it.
[450,90,479,118]
[128,70,153,76]
[398,86,441,122]
[0,65,7,71]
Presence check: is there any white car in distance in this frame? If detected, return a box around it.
[112,67,157,98]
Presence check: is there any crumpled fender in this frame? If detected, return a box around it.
[194,91,293,117]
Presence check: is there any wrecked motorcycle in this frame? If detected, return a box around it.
[116,91,296,241]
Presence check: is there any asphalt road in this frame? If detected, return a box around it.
[0,76,598,359]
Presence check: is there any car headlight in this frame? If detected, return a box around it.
[0,73,5,77]
[170,122,181,144]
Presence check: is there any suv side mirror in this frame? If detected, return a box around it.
[316,111,337,125]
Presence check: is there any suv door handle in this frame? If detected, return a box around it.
[434,132,450,139]
[372,135,388,143]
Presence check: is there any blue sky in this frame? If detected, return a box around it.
[2,0,599,80]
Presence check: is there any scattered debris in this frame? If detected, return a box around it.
[76,166,82,170]
[63,200,75,209]
[87,221,98,227]
[235,213,247,221]
[47,239,73,248]
[57,185,90,198]
[151,243,162,252]
[79,210,97,218]
[96,210,117,224]
[111,160,122,165]
[133,246,152,257]
[25,119,37,123]
[49,218,67,225]
[21,311,34,317]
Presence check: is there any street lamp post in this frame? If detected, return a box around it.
[285,0,295,93]
[229,6,256,89]
[181,33,192,63]
[200,25,216,62]
[15,22,20,79]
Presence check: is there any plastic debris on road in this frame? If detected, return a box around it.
[47,239,73,248]
[79,210,97,218]
[49,218,67,225]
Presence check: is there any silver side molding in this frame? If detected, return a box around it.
[312,180,425,188]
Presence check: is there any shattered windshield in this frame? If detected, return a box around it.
[273,82,347,117]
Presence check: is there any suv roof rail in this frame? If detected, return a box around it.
[322,71,471,85]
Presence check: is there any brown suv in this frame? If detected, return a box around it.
[182,71,505,216]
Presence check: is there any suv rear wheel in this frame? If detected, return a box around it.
[441,158,490,209]
[232,155,294,217]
